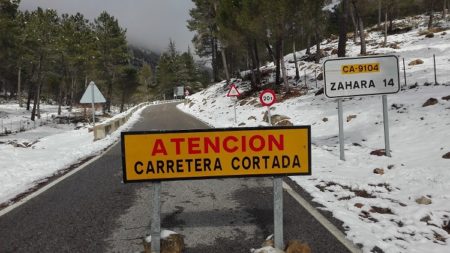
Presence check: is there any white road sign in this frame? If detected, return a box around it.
[323,55,400,98]
[174,86,184,97]
[227,84,241,97]
[259,89,276,107]
[80,81,106,104]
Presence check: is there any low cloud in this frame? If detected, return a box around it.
[19,0,195,53]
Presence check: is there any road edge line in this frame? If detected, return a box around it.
[0,103,155,217]
[283,182,362,253]
[0,140,118,218]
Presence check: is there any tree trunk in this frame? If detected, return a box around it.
[31,80,42,121]
[428,2,434,30]
[253,39,261,86]
[36,81,43,119]
[69,77,75,112]
[57,80,63,116]
[17,67,22,107]
[264,40,276,63]
[349,4,358,43]
[315,32,321,64]
[280,40,289,91]
[378,0,382,29]
[293,40,300,80]
[210,37,217,82]
[274,37,282,86]
[358,17,366,55]
[352,1,366,55]
[212,37,220,82]
[388,9,394,33]
[31,88,37,121]
[248,41,257,86]
[106,71,115,113]
[27,63,38,111]
[26,84,32,111]
[444,0,448,18]
[58,54,67,116]
[384,10,388,46]
[306,33,311,54]
[31,55,43,121]
[220,46,230,84]
[120,82,126,113]
[338,0,348,57]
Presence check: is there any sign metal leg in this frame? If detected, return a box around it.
[151,181,161,253]
[91,83,95,127]
[338,99,345,161]
[382,95,391,157]
[234,101,237,124]
[273,177,284,250]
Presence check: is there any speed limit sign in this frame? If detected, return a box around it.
[259,89,276,107]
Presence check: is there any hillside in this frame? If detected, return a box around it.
[178,14,450,253]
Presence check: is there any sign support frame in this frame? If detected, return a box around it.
[324,55,400,160]
[122,126,312,251]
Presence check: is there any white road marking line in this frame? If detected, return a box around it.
[283,182,362,253]
[0,143,117,217]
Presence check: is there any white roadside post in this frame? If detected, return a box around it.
[79,81,106,137]
[260,89,284,249]
[226,83,241,124]
[323,55,400,160]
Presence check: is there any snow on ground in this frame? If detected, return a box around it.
[0,103,149,206]
[178,15,450,253]
[0,13,448,253]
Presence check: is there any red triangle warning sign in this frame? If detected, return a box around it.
[227,84,241,97]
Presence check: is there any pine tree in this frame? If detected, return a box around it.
[0,0,20,99]
[93,11,129,112]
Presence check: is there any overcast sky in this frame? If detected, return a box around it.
[19,0,195,53]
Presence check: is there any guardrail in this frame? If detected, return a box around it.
[93,102,148,140]
[92,99,184,140]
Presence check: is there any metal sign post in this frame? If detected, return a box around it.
[382,95,391,157]
[338,98,345,161]
[267,107,272,125]
[151,181,161,253]
[234,100,237,124]
[91,83,95,126]
[273,177,283,250]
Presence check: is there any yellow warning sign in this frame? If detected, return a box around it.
[341,62,380,75]
[121,126,311,182]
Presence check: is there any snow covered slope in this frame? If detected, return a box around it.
[178,14,450,253]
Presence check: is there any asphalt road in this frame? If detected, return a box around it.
[0,102,353,253]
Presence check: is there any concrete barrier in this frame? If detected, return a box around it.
[93,102,149,141]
